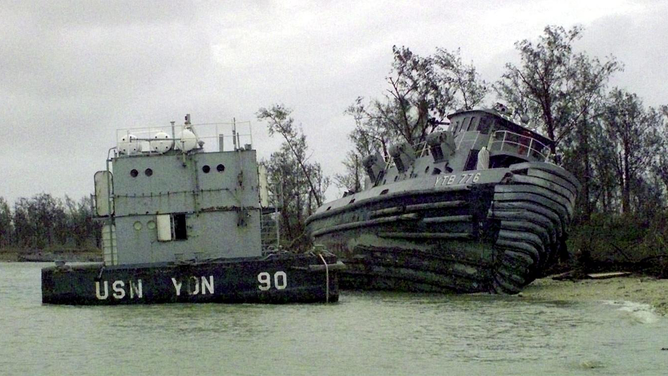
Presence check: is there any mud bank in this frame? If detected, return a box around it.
[522,275,668,316]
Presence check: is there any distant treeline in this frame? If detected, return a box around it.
[0,194,101,250]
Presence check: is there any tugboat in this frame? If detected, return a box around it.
[42,115,341,305]
[306,106,579,294]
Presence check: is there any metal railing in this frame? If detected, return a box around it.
[488,130,550,161]
[115,120,253,155]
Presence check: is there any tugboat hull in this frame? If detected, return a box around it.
[306,162,579,294]
[42,254,340,305]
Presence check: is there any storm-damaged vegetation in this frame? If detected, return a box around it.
[0,194,101,261]
[3,25,668,274]
[259,25,668,275]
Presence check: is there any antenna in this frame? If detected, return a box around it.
[232,117,238,150]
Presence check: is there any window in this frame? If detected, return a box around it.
[468,117,478,131]
[478,117,492,134]
[464,149,479,171]
[461,117,471,132]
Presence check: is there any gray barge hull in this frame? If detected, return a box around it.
[42,254,340,305]
[306,162,579,294]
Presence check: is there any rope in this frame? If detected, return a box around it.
[318,253,330,303]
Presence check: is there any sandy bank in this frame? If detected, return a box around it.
[522,275,668,316]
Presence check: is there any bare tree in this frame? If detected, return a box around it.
[258,105,329,250]
[496,25,620,155]
[339,46,488,188]
[258,104,324,207]
[603,89,663,213]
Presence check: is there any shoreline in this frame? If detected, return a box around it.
[522,275,668,316]
[3,252,666,316]
[0,250,102,263]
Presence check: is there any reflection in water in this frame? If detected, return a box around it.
[1,263,666,376]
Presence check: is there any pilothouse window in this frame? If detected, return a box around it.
[461,117,471,132]
[478,117,492,134]
[467,117,478,131]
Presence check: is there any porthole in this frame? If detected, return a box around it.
[147,221,156,230]
[217,164,225,172]
[202,165,211,173]
[145,168,153,177]
[425,166,430,174]
[394,176,398,182]
[349,199,355,204]
[130,169,138,178]
[380,189,389,195]
[326,206,331,211]
[133,221,143,231]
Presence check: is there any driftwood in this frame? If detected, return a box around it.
[586,271,631,279]
[550,270,631,281]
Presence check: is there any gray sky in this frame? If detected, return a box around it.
[1,0,666,204]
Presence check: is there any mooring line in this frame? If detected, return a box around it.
[318,253,329,303]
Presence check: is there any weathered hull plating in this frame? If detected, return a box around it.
[306,162,579,294]
[42,254,340,305]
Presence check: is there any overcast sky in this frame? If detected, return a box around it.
[1,0,667,205]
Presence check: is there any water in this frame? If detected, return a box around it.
[1,263,667,375]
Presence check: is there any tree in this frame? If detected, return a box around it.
[66,196,100,248]
[340,46,488,188]
[258,105,329,251]
[353,46,487,147]
[258,104,324,207]
[496,25,620,155]
[13,198,34,247]
[0,197,12,247]
[603,88,663,214]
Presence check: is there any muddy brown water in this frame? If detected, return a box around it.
[1,262,666,375]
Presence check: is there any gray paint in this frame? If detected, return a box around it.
[107,148,262,265]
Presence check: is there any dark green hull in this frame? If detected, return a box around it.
[307,162,579,294]
[42,254,340,305]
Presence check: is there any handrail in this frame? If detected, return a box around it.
[488,130,550,161]
[115,121,253,155]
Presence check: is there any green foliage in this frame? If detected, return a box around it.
[0,197,12,247]
[496,25,621,153]
[0,194,101,250]
[258,105,329,251]
[568,213,668,274]
[602,88,664,213]
[339,46,488,190]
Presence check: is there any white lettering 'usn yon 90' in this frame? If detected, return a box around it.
[257,271,288,291]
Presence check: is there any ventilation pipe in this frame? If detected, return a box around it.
[426,131,456,162]
[388,142,416,173]
[363,152,385,183]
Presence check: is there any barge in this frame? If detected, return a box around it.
[42,115,340,305]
